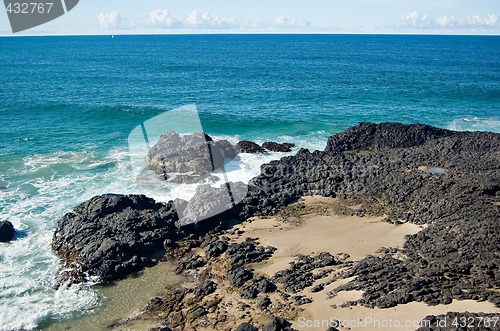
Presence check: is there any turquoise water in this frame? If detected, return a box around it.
[0,34,499,330]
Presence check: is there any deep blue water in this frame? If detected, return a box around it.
[0,34,499,330]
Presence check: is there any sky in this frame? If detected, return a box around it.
[1,0,500,35]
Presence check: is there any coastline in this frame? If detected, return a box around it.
[47,122,500,330]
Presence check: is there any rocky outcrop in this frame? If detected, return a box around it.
[144,132,235,183]
[0,221,15,242]
[324,122,455,154]
[237,122,500,309]
[236,140,266,154]
[52,194,178,284]
[262,142,295,153]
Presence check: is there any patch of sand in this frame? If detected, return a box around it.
[235,214,422,278]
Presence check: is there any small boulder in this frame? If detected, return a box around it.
[0,221,15,242]
[262,142,295,152]
[236,140,266,154]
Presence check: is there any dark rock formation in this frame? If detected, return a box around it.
[262,142,295,153]
[236,140,266,154]
[324,122,454,154]
[52,194,178,284]
[237,122,499,308]
[263,317,296,331]
[204,238,229,258]
[418,312,500,331]
[145,132,228,182]
[176,182,248,226]
[240,276,277,299]
[274,253,339,293]
[235,323,258,331]
[227,266,253,287]
[0,221,15,242]
[257,296,272,309]
[225,238,277,266]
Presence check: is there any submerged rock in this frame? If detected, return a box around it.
[0,221,15,242]
[52,194,178,284]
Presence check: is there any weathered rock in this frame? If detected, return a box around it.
[324,122,454,154]
[227,266,253,287]
[145,132,226,182]
[262,142,295,153]
[204,238,229,258]
[52,194,178,284]
[257,296,272,310]
[194,280,217,299]
[263,317,296,331]
[0,221,15,242]
[217,140,238,159]
[235,323,258,331]
[176,182,248,226]
[293,295,313,305]
[236,140,266,154]
[225,238,276,266]
[240,276,277,299]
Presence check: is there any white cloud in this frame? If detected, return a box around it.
[97,9,315,32]
[98,11,124,30]
[269,16,311,29]
[184,10,241,29]
[400,11,500,31]
[146,9,179,28]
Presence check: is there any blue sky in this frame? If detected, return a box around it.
[1,0,500,35]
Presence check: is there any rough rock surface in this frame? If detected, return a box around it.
[262,142,295,153]
[144,132,231,182]
[237,122,500,308]
[236,140,266,154]
[0,221,15,242]
[52,194,178,284]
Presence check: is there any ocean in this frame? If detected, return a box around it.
[0,34,499,330]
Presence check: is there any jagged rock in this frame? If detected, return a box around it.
[144,132,226,182]
[262,142,295,152]
[194,280,217,298]
[204,238,229,258]
[175,254,205,273]
[293,295,313,305]
[52,194,178,284]
[257,296,272,309]
[0,221,15,242]
[227,266,253,287]
[217,140,238,159]
[236,140,266,154]
[176,182,248,226]
[225,238,276,266]
[263,317,296,331]
[324,122,454,154]
[240,276,277,299]
[235,323,258,331]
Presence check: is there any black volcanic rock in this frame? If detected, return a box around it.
[52,194,178,284]
[0,221,15,242]
[236,122,500,308]
[144,132,226,182]
[262,142,295,152]
[236,140,266,154]
[324,122,454,154]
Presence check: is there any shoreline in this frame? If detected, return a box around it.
[47,122,500,330]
